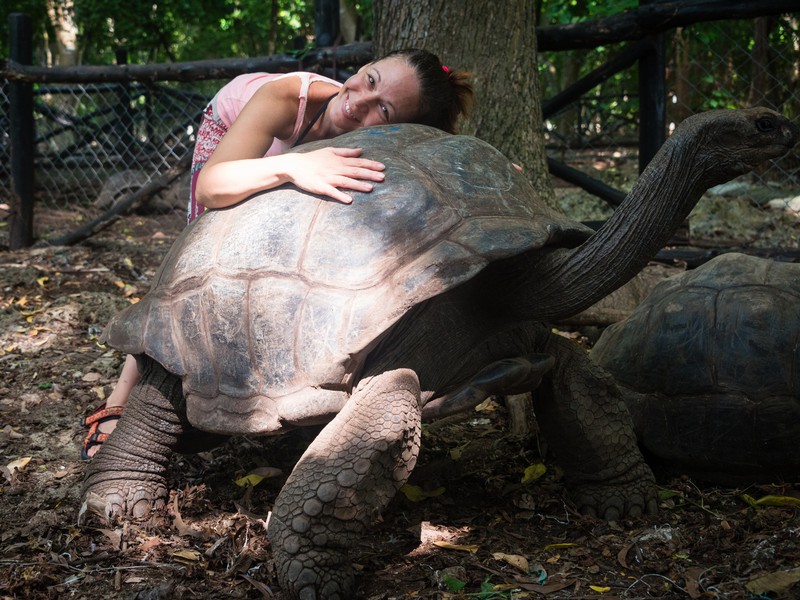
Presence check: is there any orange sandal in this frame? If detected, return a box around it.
[80,403,124,461]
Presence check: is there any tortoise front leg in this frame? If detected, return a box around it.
[535,334,658,520]
[268,368,422,600]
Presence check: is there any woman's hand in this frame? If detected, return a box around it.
[288,147,385,204]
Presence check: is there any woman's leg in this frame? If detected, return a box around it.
[83,354,139,459]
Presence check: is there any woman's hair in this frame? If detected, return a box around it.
[381,48,474,134]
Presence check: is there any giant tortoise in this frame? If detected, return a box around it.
[592,252,800,485]
[82,108,798,599]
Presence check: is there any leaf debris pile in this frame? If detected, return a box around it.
[1,211,799,599]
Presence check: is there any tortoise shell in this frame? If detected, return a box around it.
[592,252,800,482]
[102,124,591,435]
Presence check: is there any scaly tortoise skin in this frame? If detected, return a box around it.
[83,109,798,599]
[592,252,800,485]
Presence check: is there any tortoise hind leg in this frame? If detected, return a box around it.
[81,356,226,522]
[268,368,422,600]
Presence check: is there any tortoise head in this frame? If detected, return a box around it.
[668,107,799,187]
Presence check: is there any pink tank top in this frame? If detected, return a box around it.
[211,71,342,155]
[188,72,342,221]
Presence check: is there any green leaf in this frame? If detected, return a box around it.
[400,484,445,502]
[752,495,800,508]
[521,463,547,484]
[442,573,466,592]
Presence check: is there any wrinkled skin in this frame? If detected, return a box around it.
[83,109,798,599]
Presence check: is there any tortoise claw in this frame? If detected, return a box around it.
[570,476,658,521]
[79,481,168,525]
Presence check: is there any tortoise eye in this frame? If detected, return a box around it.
[756,117,775,133]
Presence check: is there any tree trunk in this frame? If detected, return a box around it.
[671,27,693,123]
[373,0,554,207]
[45,0,79,66]
[747,17,775,109]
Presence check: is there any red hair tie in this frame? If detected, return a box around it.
[442,65,450,73]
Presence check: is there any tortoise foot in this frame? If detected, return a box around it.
[270,542,354,600]
[568,463,658,520]
[80,479,168,524]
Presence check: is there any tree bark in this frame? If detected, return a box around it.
[748,17,776,109]
[45,0,78,67]
[373,0,554,206]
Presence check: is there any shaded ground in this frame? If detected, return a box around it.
[1,205,800,600]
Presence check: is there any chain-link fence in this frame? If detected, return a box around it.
[2,14,799,248]
[0,79,216,230]
[539,16,800,250]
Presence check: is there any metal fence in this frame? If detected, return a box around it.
[0,79,214,221]
[538,16,800,250]
[1,15,799,247]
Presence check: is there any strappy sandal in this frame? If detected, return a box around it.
[80,403,124,461]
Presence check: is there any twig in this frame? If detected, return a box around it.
[43,154,191,247]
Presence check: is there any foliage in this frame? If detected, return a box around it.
[0,0,382,64]
[536,2,800,147]
[2,0,333,64]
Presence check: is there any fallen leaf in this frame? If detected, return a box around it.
[684,566,705,599]
[172,549,203,564]
[433,541,479,553]
[515,577,575,593]
[617,543,634,569]
[98,528,122,549]
[172,494,204,538]
[234,473,265,488]
[442,573,466,592]
[545,542,578,551]
[449,445,465,460]
[746,567,800,595]
[54,468,74,479]
[752,495,800,507]
[7,456,32,473]
[1,425,24,440]
[589,584,611,592]
[82,372,102,383]
[139,536,162,552]
[249,466,283,479]
[400,484,446,502]
[658,488,684,501]
[521,463,547,484]
[233,467,281,488]
[493,552,529,573]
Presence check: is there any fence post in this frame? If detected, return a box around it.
[638,0,666,173]
[8,12,35,249]
[315,0,340,47]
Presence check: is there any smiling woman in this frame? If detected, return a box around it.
[192,48,473,217]
[80,48,473,461]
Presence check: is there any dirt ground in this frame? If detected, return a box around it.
[1,201,800,600]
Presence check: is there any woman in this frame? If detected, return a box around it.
[82,48,473,459]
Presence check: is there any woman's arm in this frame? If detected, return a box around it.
[196,78,385,207]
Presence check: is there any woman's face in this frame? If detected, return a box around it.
[328,56,421,134]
